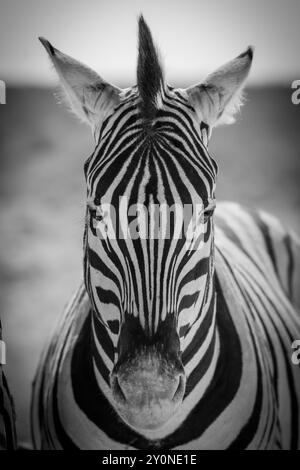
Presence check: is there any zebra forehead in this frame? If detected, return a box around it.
[86,114,217,202]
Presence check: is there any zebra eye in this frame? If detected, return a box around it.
[88,206,103,222]
[91,210,103,222]
[203,208,215,223]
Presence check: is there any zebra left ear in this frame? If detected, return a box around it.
[39,37,122,135]
[185,47,254,128]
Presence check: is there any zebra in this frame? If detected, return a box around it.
[32,16,300,449]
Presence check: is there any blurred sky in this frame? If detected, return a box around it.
[0,0,300,86]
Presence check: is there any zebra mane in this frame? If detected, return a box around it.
[137,15,164,122]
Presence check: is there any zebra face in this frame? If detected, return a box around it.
[83,89,218,430]
[40,15,252,432]
[83,94,217,428]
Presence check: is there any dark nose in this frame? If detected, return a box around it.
[112,314,185,429]
[110,355,186,430]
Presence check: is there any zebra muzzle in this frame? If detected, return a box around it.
[110,352,186,430]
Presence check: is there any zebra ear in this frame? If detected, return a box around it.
[185,47,254,128]
[39,37,121,133]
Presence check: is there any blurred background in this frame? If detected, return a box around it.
[0,0,299,446]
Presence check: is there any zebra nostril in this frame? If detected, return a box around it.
[172,374,186,403]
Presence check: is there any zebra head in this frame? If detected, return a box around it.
[40,17,253,433]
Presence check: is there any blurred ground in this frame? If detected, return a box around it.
[0,86,299,445]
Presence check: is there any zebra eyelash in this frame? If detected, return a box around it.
[203,201,216,223]
[86,201,103,222]
[89,210,103,222]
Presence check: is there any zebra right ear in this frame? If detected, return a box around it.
[39,37,122,136]
[185,47,253,129]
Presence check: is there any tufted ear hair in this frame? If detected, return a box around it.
[184,47,254,128]
[39,37,122,136]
